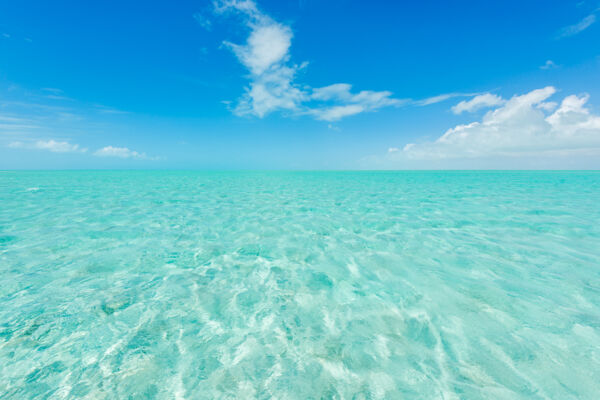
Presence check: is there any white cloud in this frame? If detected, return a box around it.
[234,63,307,118]
[540,60,558,70]
[451,93,505,114]
[35,140,85,153]
[557,13,596,38]
[308,84,403,121]
[214,0,261,17]
[226,23,292,76]
[215,0,402,121]
[384,87,600,166]
[415,92,478,106]
[537,101,558,112]
[312,84,401,108]
[93,146,152,159]
[311,84,353,102]
[8,139,86,153]
[311,105,365,121]
[216,0,307,117]
[8,140,159,160]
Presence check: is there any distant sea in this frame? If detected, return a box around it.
[1,171,599,399]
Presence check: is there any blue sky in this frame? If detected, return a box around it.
[1,0,599,169]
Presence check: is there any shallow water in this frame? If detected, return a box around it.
[1,171,599,399]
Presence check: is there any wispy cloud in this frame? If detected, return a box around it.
[307,84,404,121]
[41,88,74,102]
[0,85,132,150]
[451,93,505,114]
[1,31,33,43]
[8,139,87,153]
[540,60,558,70]
[414,92,478,106]
[557,13,596,38]
[1,86,143,164]
[0,115,30,123]
[0,119,40,131]
[0,103,46,135]
[93,104,130,115]
[194,13,212,30]
[94,146,156,160]
[41,88,64,95]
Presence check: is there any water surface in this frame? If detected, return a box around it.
[1,171,599,399]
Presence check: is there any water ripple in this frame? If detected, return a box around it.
[1,171,599,399]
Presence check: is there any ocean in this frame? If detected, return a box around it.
[1,171,599,399]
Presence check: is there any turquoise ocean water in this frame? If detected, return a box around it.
[1,171,599,399]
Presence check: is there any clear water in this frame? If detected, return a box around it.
[1,171,599,399]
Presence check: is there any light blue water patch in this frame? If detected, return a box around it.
[0,171,599,399]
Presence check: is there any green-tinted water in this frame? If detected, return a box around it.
[1,171,599,399]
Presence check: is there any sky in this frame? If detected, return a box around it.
[1,0,599,169]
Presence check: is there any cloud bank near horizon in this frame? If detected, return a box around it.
[7,139,156,161]
[377,87,600,168]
